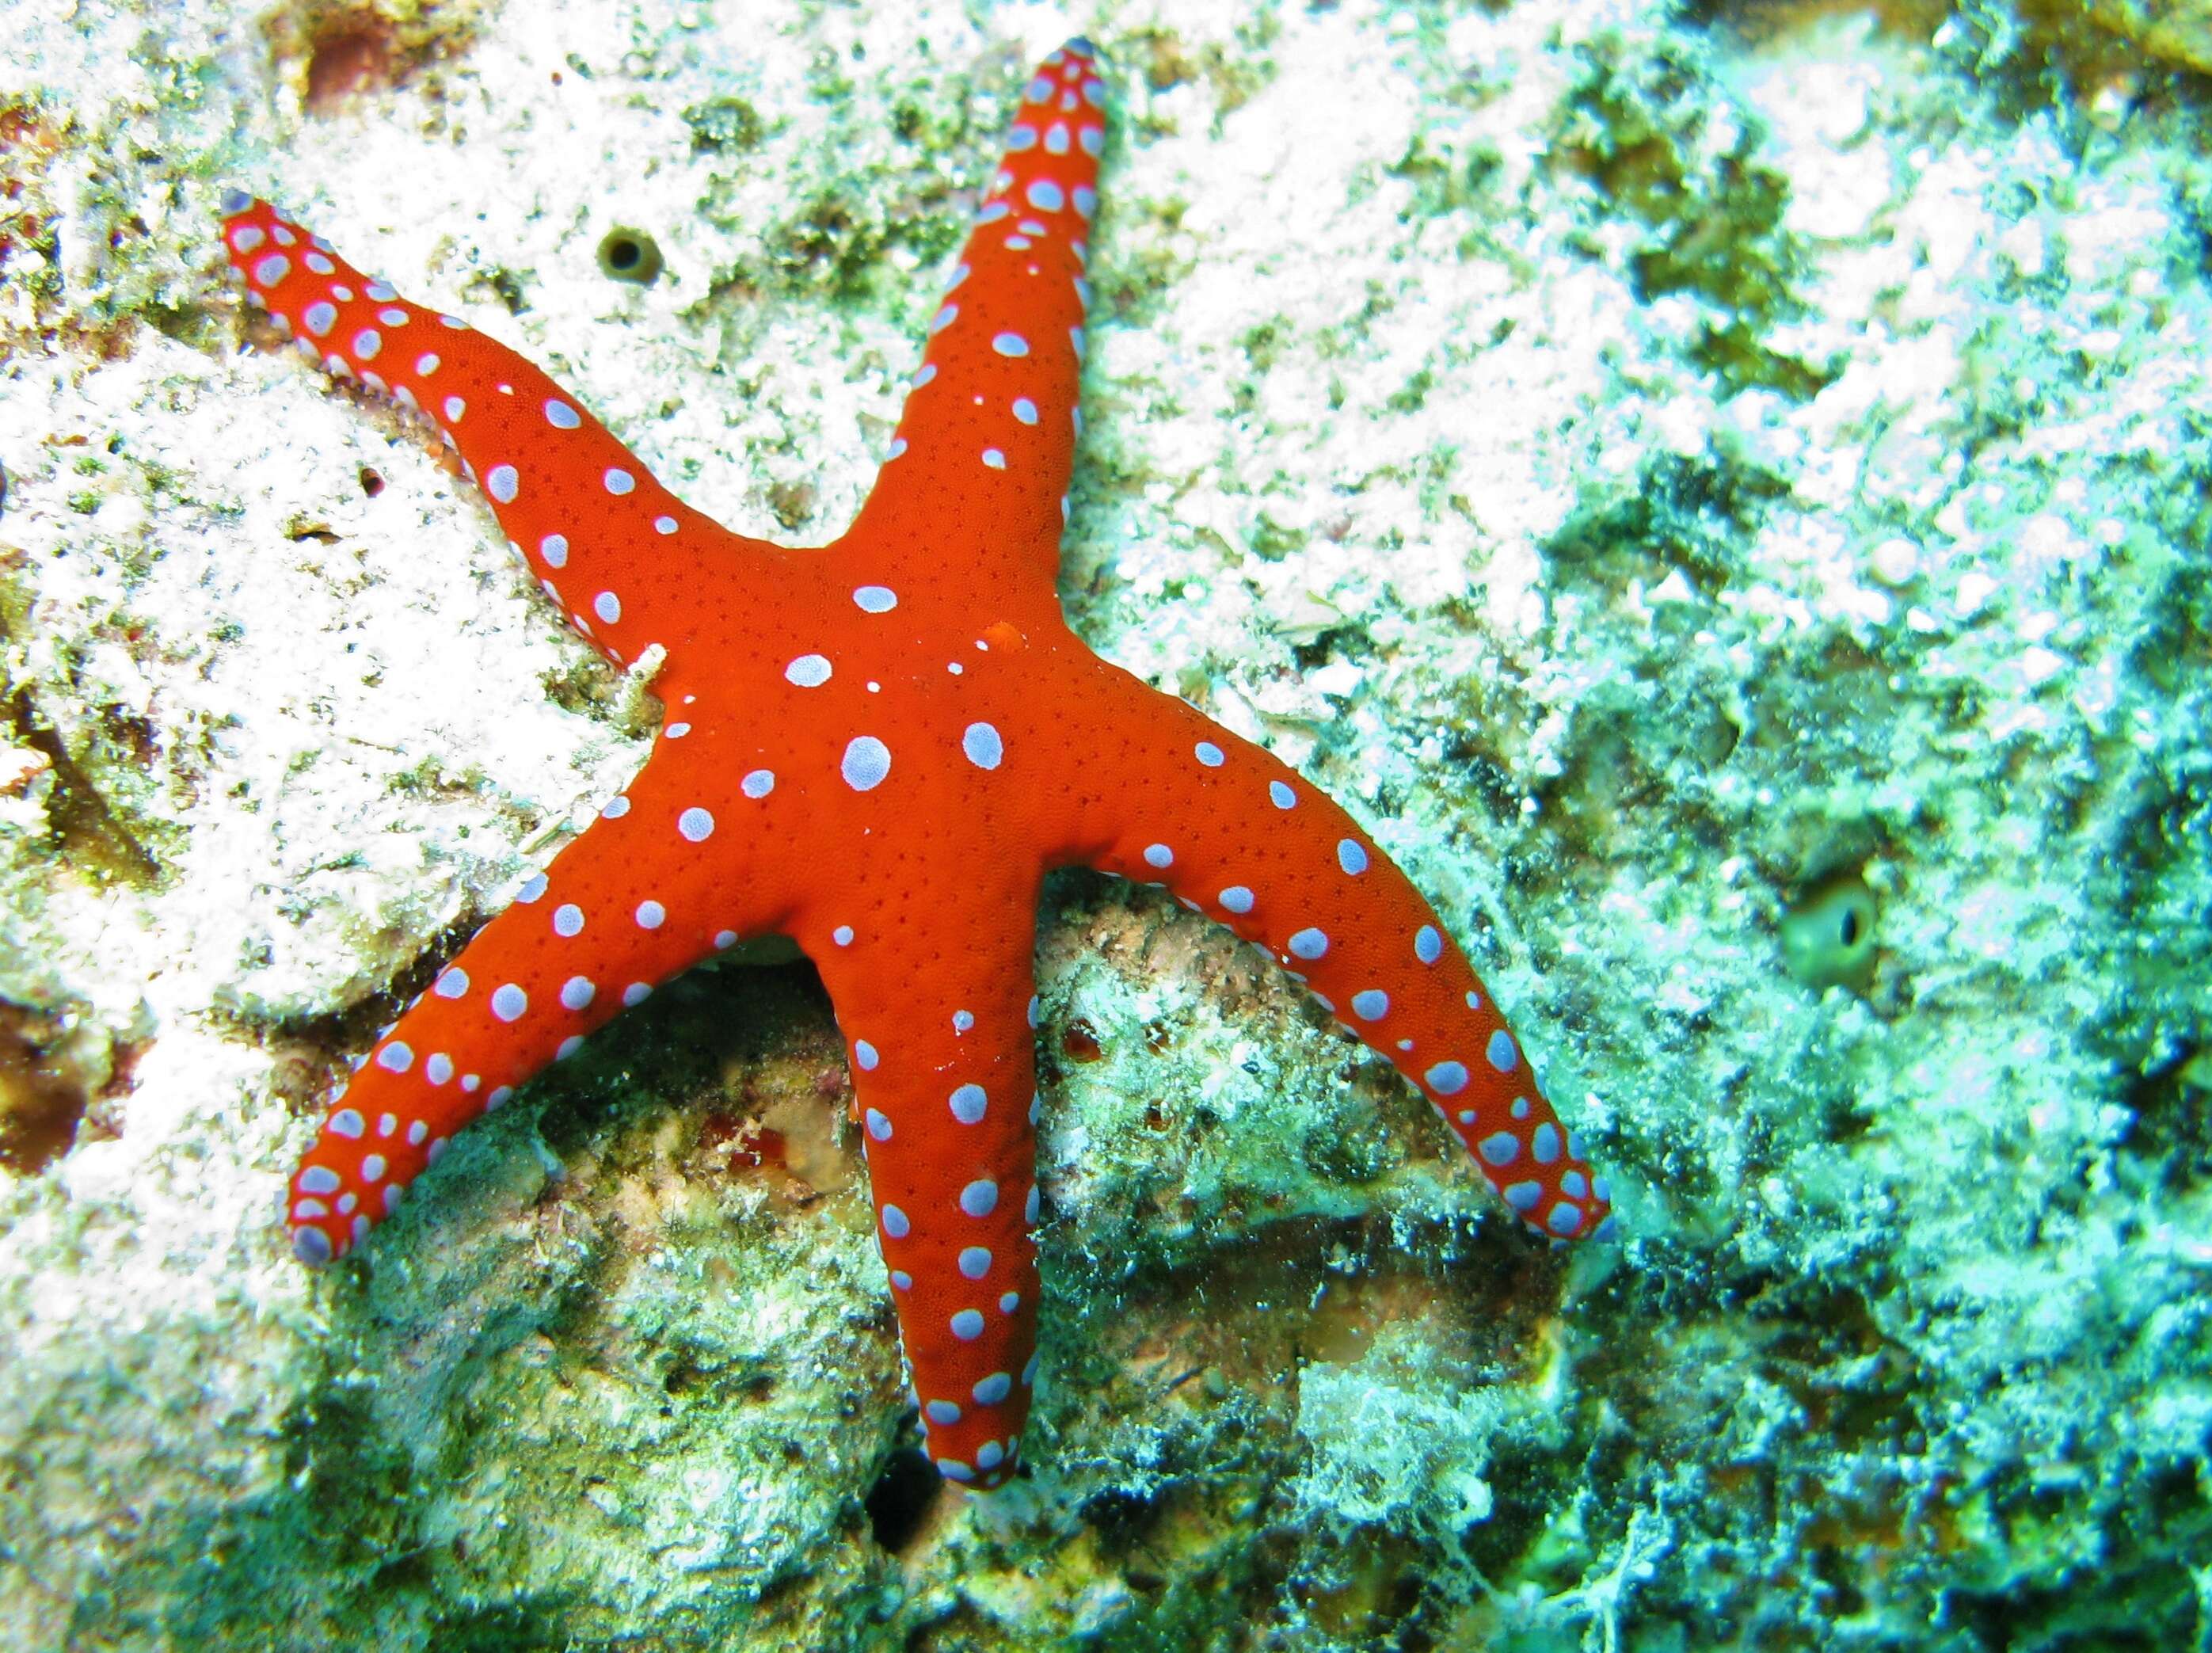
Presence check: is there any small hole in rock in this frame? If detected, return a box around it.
[866,1446,940,1552]
[1780,870,1879,994]
[306,21,397,113]
[596,227,662,285]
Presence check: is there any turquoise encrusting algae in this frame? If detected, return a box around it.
[0,1,2208,1648]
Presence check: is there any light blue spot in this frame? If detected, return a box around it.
[545,399,580,428]
[881,1204,910,1239]
[786,653,832,687]
[958,1246,992,1280]
[1487,1029,1518,1072]
[1288,927,1328,960]
[962,722,1004,769]
[1532,1122,1561,1164]
[853,585,897,613]
[1338,839,1369,874]
[1479,1132,1519,1167]
[1220,886,1254,914]
[1425,1061,1470,1096]
[1351,989,1388,1021]
[950,1309,985,1342]
[1415,925,1443,965]
[1270,781,1296,809]
[842,736,892,791]
[950,1084,988,1124]
[960,1179,998,1218]
[1194,741,1224,767]
[973,1371,1011,1404]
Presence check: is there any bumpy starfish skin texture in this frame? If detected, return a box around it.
[222,39,1611,1490]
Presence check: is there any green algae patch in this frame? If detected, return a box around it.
[0,549,173,889]
[1555,36,1836,397]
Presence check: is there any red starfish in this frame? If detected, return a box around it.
[221,37,1611,1491]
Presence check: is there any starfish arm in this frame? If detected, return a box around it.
[804,880,1044,1492]
[284,736,805,1266]
[845,40,1105,583]
[218,194,753,671]
[1059,661,1612,1244]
